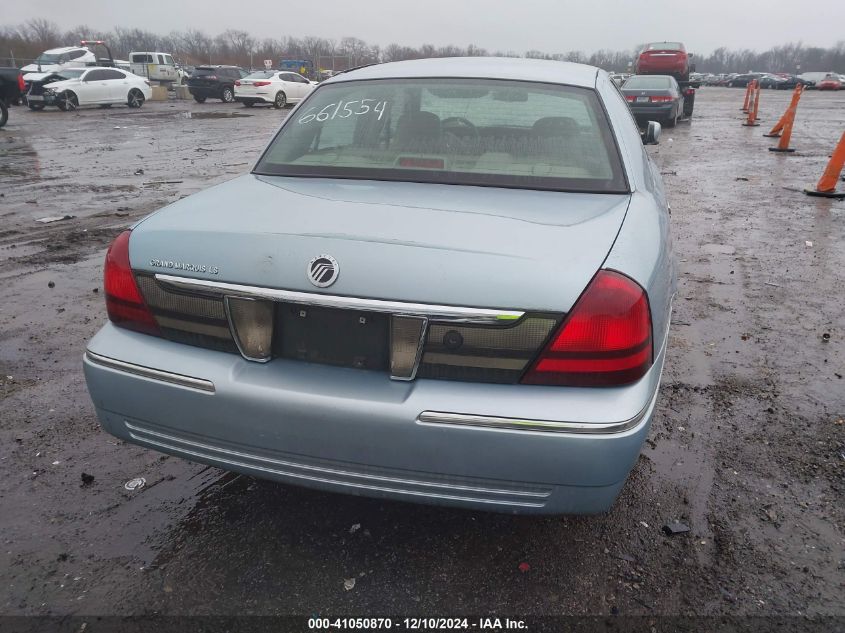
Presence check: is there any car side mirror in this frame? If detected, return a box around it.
[642,121,661,145]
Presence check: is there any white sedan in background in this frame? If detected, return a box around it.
[234,70,316,108]
[31,67,151,111]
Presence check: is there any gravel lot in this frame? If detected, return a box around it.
[0,89,843,625]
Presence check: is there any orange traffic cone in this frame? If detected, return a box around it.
[741,82,753,112]
[742,81,760,127]
[804,131,845,198]
[769,86,802,153]
[764,84,803,138]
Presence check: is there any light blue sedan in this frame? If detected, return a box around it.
[84,57,675,514]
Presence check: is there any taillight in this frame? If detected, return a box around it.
[625,95,636,102]
[234,80,241,86]
[104,230,160,336]
[521,270,652,387]
[650,95,674,103]
[253,81,271,86]
[18,73,25,92]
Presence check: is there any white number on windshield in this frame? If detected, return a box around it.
[298,100,388,124]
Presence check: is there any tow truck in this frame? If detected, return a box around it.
[635,42,699,118]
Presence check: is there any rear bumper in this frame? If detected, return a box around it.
[83,323,667,515]
[26,92,58,105]
[630,104,675,119]
[637,60,687,74]
[188,86,222,98]
[234,95,271,104]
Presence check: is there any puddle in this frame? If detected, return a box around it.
[182,111,252,119]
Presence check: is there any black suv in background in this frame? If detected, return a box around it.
[187,65,248,103]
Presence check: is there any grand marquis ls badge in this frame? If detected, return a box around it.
[307,254,339,288]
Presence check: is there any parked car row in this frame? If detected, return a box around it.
[693,71,844,90]
[185,65,317,107]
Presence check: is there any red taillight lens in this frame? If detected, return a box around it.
[521,270,652,387]
[253,81,271,86]
[234,80,241,86]
[650,95,674,103]
[18,73,25,92]
[104,230,160,336]
[625,95,636,102]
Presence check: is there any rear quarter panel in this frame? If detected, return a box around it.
[596,72,676,352]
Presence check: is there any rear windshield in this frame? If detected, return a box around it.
[623,76,673,89]
[193,67,218,76]
[35,53,63,63]
[131,54,154,63]
[254,78,627,193]
[245,71,277,79]
[646,42,684,51]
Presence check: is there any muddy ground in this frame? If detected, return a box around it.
[0,89,843,625]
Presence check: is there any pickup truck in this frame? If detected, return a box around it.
[129,52,180,84]
[0,67,25,128]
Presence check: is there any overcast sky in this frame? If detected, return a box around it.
[4,0,845,54]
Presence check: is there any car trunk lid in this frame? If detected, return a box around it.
[130,174,631,314]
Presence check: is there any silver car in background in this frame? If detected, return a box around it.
[84,57,675,514]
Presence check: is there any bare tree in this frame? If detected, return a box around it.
[179,29,213,64]
[340,37,369,67]
[302,36,326,68]
[23,19,61,49]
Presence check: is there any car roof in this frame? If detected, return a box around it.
[44,46,88,54]
[74,66,126,72]
[325,57,600,88]
[625,74,675,82]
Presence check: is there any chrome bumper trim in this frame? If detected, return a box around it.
[154,274,525,324]
[124,422,548,507]
[417,402,650,435]
[85,351,215,393]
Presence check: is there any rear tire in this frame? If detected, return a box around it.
[221,87,234,103]
[683,92,695,117]
[57,91,78,112]
[193,95,206,103]
[0,101,8,128]
[665,109,678,128]
[127,89,145,108]
[273,91,287,109]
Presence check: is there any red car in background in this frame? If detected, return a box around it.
[816,74,842,90]
[636,42,693,83]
